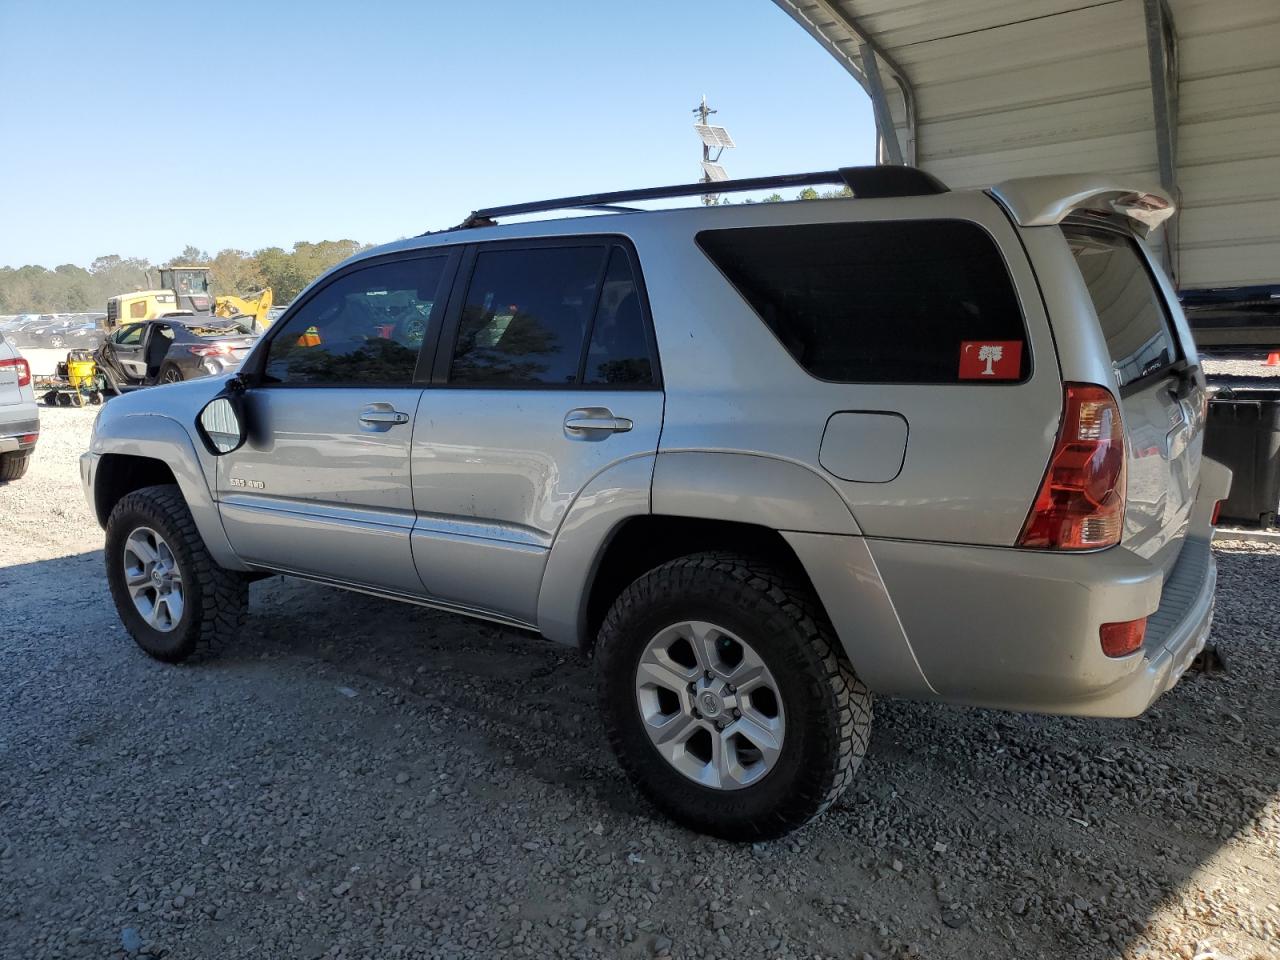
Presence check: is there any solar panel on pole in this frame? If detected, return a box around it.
[694,124,736,149]
[701,161,729,181]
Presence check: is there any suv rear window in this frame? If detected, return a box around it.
[697,220,1028,383]
[1064,225,1178,387]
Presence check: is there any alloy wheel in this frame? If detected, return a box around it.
[122,527,185,632]
[634,620,786,790]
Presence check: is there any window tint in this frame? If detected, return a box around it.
[1064,226,1178,387]
[115,325,144,344]
[450,246,605,386]
[263,257,445,385]
[697,221,1029,383]
[584,247,653,385]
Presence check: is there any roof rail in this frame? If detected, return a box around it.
[450,165,947,229]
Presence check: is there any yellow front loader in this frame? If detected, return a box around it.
[105,267,275,331]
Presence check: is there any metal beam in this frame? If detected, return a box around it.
[1143,0,1180,285]
[859,42,903,165]
[772,0,917,165]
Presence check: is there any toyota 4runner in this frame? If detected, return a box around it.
[83,167,1230,839]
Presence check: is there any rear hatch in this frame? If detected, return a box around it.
[0,343,28,407]
[1063,222,1203,565]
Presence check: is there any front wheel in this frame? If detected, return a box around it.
[105,484,247,662]
[596,552,872,840]
[159,363,184,384]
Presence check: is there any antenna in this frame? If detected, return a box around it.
[693,95,734,205]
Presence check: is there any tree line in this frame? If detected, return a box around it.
[0,187,853,315]
[0,240,369,315]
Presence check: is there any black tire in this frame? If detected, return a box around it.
[159,363,184,384]
[0,451,31,482]
[596,552,871,840]
[100,366,122,396]
[105,484,247,662]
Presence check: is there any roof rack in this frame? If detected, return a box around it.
[450,165,948,229]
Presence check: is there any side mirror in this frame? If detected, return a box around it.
[196,393,247,455]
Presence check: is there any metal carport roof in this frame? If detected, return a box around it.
[772,0,1280,292]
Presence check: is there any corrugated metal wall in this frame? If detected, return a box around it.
[776,0,1280,289]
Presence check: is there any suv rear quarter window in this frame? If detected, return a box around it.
[697,220,1029,384]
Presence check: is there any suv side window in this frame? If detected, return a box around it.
[697,221,1029,384]
[583,247,653,385]
[263,257,447,385]
[449,245,606,386]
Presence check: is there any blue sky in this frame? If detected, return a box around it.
[0,0,874,267]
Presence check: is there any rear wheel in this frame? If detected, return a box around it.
[105,484,247,662]
[596,552,872,840]
[0,451,31,482]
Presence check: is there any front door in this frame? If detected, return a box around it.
[411,239,664,623]
[216,253,454,593]
[106,323,148,381]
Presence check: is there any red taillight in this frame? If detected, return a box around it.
[0,356,31,387]
[1100,617,1147,657]
[1211,500,1224,525]
[188,343,232,357]
[1019,383,1127,550]
[19,433,38,445]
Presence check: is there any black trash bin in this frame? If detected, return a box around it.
[1203,390,1280,527]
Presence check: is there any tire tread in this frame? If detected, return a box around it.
[597,551,872,839]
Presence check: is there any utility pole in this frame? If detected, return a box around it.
[694,95,716,204]
[692,96,734,205]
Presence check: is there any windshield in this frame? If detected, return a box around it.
[171,271,210,295]
[1064,225,1179,387]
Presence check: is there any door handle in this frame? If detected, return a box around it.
[564,407,633,436]
[359,408,410,425]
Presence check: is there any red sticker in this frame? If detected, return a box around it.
[959,340,1022,380]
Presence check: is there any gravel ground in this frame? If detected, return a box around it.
[1,407,1278,960]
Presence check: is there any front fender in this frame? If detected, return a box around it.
[89,411,247,571]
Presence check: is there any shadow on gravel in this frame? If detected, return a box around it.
[2,546,1276,959]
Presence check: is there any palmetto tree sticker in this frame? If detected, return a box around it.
[977,343,1003,375]
[959,340,1022,380]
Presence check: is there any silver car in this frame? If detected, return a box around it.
[0,337,38,481]
[82,167,1230,839]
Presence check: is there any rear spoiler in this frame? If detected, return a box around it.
[988,175,1175,236]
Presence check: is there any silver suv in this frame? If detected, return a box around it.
[0,337,38,481]
[83,167,1230,839]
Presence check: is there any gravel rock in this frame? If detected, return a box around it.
[0,405,1277,960]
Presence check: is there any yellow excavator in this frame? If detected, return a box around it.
[105,267,273,331]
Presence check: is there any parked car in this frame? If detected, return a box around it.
[0,337,38,481]
[94,316,258,390]
[82,167,1230,839]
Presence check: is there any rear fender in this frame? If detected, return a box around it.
[538,455,656,647]
[651,451,861,535]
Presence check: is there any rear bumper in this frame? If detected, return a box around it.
[0,412,39,453]
[794,458,1232,718]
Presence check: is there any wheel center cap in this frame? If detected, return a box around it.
[151,569,164,585]
[698,690,723,717]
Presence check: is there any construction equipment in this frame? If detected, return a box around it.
[105,267,274,331]
[41,349,106,406]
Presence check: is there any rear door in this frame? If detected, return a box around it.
[1064,223,1203,562]
[215,251,456,594]
[409,238,663,624]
